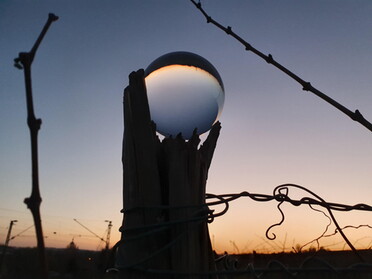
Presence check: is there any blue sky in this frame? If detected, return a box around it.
[1,0,371,252]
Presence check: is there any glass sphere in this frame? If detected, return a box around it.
[145,51,224,139]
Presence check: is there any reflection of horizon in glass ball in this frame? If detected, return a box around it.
[145,52,224,139]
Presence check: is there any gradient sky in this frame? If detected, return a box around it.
[1,0,371,253]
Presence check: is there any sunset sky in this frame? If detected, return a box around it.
[1,0,371,253]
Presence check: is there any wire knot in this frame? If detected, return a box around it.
[265,54,274,64]
[245,43,252,51]
[352,109,364,121]
[302,82,312,91]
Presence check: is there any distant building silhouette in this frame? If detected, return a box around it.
[66,238,78,250]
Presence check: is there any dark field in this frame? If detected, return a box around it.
[0,246,114,279]
[216,250,372,278]
[1,246,372,278]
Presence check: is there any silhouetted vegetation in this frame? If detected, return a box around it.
[215,250,372,278]
[2,246,371,278]
[0,246,112,279]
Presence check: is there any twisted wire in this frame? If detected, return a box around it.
[205,188,372,213]
[121,188,372,213]
[120,184,372,246]
[115,183,372,275]
[207,184,370,261]
[265,187,288,240]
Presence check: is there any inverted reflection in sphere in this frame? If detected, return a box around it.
[145,52,224,139]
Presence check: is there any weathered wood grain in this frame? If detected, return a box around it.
[117,69,220,279]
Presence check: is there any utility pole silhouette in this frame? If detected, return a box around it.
[73,219,112,250]
[105,220,113,250]
[0,220,18,273]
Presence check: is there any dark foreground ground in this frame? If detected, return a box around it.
[216,250,372,278]
[1,246,371,278]
[0,246,112,279]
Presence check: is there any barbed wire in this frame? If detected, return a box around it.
[189,0,372,133]
[121,184,372,239]
[112,2,372,275]
[207,184,371,261]
[113,183,372,275]
[206,188,372,213]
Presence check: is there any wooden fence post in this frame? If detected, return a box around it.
[116,69,220,278]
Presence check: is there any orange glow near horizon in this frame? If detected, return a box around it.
[3,193,372,254]
[1,1,371,260]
